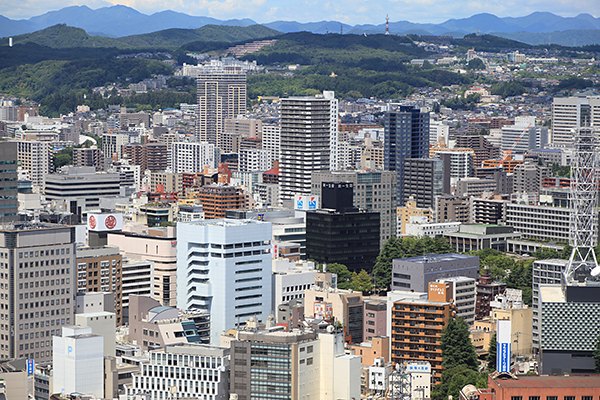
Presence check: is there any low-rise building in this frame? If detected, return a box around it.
[126,343,230,400]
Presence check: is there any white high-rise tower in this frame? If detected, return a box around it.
[280,91,338,201]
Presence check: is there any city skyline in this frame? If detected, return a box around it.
[1,0,599,26]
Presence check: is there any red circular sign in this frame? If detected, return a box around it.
[105,215,117,229]
[89,215,97,229]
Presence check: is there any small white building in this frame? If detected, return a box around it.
[368,357,392,396]
[53,326,104,397]
[127,343,230,400]
[271,259,316,312]
[407,360,431,400]
[405,217,461,238]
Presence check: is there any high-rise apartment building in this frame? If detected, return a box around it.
[311,170,397,245]
[224,117,262,138]
[177,219,272,344]
[384,106,430,204]
[73,147,104,171]
[262,124,281,162]
[169,142,215,173]
[402,158,449,210]
[280,92,339,201]
[238,149,271,172]
[123,142,168,173]
[387,288,453,383]
[16,140,50,192]
[75,246,123,325]
[551,96,600,145]
[196,73,247,147]
[0,222,76,363]
[0,142,18,222]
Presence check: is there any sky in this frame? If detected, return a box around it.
[1,0,599,25]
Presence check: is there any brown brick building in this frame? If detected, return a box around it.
[122,142,167,172]
[75,246,123,325]
[188,185,246,219]
[487,373,600,400]
[73,148,104,171]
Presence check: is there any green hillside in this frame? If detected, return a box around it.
[241,32,428,65]
[118,24,280,48]
[2,23,281,50]
[4,24,129,49]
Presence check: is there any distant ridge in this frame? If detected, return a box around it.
[1,6,600,46]
[2,24,281,49]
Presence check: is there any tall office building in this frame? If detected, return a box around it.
[551,96,600,145]
[0,142,18,222]
[384,106,430,204]
[280,91,339,201]
[177,219,272,344]
[196,72,247,147]
[311,170,397,246]
[0,222,76,363]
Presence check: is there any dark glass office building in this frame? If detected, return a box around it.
[384,106,430,205]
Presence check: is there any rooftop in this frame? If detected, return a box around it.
[397,253,477,264]
[492,375,600,388]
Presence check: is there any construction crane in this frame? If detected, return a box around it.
[489,123,532,168]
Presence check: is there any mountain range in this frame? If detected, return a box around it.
[1,6,600,46]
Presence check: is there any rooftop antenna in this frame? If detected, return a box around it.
[385,14,390,35]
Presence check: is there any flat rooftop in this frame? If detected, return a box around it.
[492,375,600,388]
[397,253,477,263]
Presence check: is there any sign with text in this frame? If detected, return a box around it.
[496,319,512,373]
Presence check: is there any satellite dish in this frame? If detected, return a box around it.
[591,266,600,277]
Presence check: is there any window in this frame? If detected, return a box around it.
[581,397,593,400]
[529,397,540,400]
[546,398,557,400]
[563,397,575,400]
[307,357,313,365]
[511,397,522,400]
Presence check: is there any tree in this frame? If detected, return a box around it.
[431,365,486,400]
[440,317,479,371]
[531,248,560,260]
[486,333,497,371]
[351,270,373,294]
[467,58,485,70]
[325,263,353,290]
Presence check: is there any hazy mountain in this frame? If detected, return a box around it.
[0,5,258,38]
[1,6,600,45]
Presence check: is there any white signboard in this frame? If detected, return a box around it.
[87,213,123,232]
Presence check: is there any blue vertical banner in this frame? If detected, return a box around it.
[496,319,512,373]
[26,359,34,374]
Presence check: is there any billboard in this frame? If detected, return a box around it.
[295,195,319,211]
[496,319,512,373]
[87,213,123,232]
